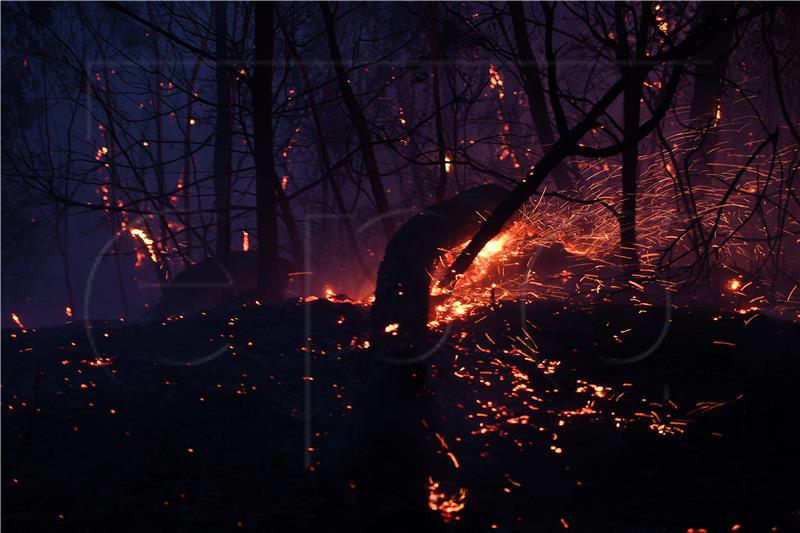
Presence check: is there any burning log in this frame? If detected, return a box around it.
[147,252,295,319]
[370,184,510,360]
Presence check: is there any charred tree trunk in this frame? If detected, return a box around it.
[253,2,281,300]
[686,2,736,191]
[147,4,171,253]
[616,3,652,271]
[276,180,305,272]
[213,2,232,265]
[619,74,645,270]
[56,204,76,316]
[508,1,573,190]
[320,2,395,240]
[363,184,508,526]
[180,47,204,260]
[371,184,510,356]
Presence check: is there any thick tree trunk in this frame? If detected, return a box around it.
[147,4,171,252]
[320,2,395,240]
[508,1,573,190]
[371,184,509,359]
[363,184,508,527]
[213,2,232,265]
[254,2,282,300]
[282,22,372,279]
[616,3,651,271]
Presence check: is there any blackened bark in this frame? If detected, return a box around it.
[363,184,508,527]
[320,2,395,240]
[686,2,736,190]
[616,3,651,270]
[213,2,232,264]
[620,75,644,269]
[371,184,509,359]
[508,1,573,190]
[254,2,281,300]
[689,3,735,124]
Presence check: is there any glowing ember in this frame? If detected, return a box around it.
[10,313,25,329]
[65,307,73,318]
[242,231,250,252]
[729,279,741,292]
[427,477,467,523]
[129,228,158,264]
[444,154,452,173]
[488,64,503,90]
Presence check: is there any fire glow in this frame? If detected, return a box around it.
[129,228,158,264]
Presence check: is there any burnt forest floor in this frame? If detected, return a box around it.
[2,298,800,532]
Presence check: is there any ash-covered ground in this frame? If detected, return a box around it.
[2,298,799,532]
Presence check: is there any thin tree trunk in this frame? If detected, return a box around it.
[320,2,395,240]
[213,2,232,265]
[147,4,170,251]
[686,2,736,190]
[254,2,281,300]
[181,46,204,261]
[280,19,371,278]
[616,3,651,271]
[509,2,573,190]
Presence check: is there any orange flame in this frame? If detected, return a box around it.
[10,312,25,329]
[242,230,250,252]
[129,228,158,264]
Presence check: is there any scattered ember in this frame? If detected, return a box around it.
[10,313,25,330]
[427,477,467,523]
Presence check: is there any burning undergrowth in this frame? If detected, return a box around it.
[3,292,799,531]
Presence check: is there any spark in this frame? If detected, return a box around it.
[427,477,467,523]
[10,313,25,329]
